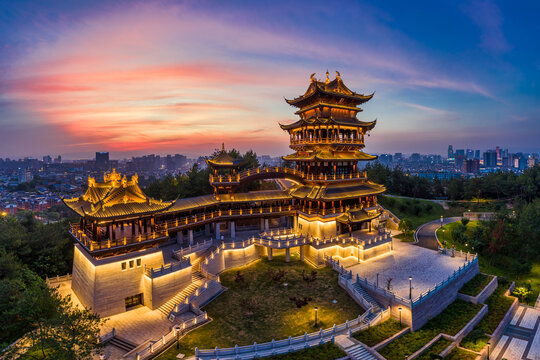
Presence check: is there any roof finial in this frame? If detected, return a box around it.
[336,71,341,80]
[325,70,330,84]
[310,73,316,83]
[222,142,225,152]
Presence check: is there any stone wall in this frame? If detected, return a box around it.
[71,245,96,312]
[144,266,192,309]
[72,245,169,317]
[410,259,479,330]
[358,258,480,330]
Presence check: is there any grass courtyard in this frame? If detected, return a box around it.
[157,255,363,359]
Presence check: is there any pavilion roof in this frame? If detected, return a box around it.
[205,143,244,168]
[163,190,292,214]
[285,71,373,108]
[62,169,174,220]
[289,181,385,201]
[279,117,376,131]
[336,208,381,224]
[282,149,377,162]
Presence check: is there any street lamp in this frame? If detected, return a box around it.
[174,325,181,349]
[377,273,379,288]
[314,306,318,328]
[404,353,409,360]
[487,342,490,360]
[398,307,402,327]
[440,215,443,228]
[409,276,413,299]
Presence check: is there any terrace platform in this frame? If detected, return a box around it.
[336,234,469,300]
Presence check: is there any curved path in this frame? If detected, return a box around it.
[414,217,462,250]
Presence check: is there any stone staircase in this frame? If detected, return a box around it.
[352,282,380,311]
[157,272,205,316]
[360,310,379,326]
[345,344,377,360]
[108,335,136,352]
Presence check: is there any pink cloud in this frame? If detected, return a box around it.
[1,2,499,157]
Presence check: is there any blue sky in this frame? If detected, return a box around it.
[0,0,539,158]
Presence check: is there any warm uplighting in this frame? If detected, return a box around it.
[0,212,7,217]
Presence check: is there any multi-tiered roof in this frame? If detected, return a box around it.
[62,169,175,220]
[281,71,377,162]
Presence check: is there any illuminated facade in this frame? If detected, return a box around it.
[64,72,391,317]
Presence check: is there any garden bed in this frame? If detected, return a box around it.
[352,318,404,347]
[156,256,363,359]
[415,337,451,360]
[444,346,478,360]
[459,273,493,296]
[378,299,483,360]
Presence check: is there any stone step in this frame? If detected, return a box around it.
[157,282,200,316]
[109,336,136,352]
[346,344,376,360]
[352,283,380,309]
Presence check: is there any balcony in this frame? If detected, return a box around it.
[208,166,366,185]
[69,224,169,255]
[289,138,364,147]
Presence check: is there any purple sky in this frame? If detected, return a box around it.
[1,0,539,159]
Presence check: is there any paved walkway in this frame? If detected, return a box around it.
[341,240,467,300]
[491,305,540,360]
[415,217,461,250]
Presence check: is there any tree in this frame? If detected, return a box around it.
[398,218,411,235]
[5,285,104,360]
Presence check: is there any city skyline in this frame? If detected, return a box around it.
[1,0,540,159]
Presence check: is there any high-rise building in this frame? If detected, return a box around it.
[447,145,454,161]
[95,152,110,170]
[474,150,480,159]
[43,155,52,164]
[483,150,497,168]
[463,159,480,174]
[54,155,62,164]
[394,153,402,162]
[466,149,474,159]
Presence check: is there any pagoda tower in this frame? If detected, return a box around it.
[281,71,385,237]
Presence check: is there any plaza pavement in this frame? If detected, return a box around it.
[491,305,540,360]
[336,238,469,300]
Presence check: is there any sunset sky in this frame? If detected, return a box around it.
[1,0,539,159]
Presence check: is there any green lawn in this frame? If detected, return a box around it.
[459,273,493,297]
[444,347,478,360]
[264,342,346,360]
[438,222,540,306]
[352,318,404,347]
[436,221,480,252]
[460,331,490,352]
[378,299,483,360]
[415,337,451,360]
[459,282,514,352]
[379,196,449,230]
[156,255,363,359]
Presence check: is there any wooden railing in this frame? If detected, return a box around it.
[290,138,364,146]
[69,224,169,252]
[209,166,366,184]
[161,205,296,230]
